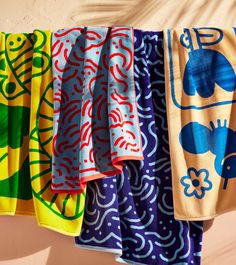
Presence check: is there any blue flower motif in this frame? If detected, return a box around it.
[180,168,213,199]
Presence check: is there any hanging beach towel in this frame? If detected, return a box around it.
[51,26,143,193]
[164,27,236,220]
[75,29,203,265]
[0,32,34,215]
[0,30,85,236]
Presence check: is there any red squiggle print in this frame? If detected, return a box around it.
[82,99,91,116]
[57,140,69,153]
[58,70,78,82]
[109,121,134,128]
[111,93,133,112]
[62,106,77,124]
[86,30,102,39]
[58,88,70,101]
[110,53,126,67]
[63,157,72,164]
[60,163,71,174]
[55,60,71,72]
[119,39,133,70]
[60,100,81,112]
[52,26,143,193]
[69,129,81,138]
[89,148,94,163]
[110,66,128,92]
[97,98,107,120]
[56,169,62,176]
[53,135,59,157]
[54,27,83,37]
[126,130,136,139]
[86,59,103,70]
[111,27,131,33]
[73,51,84,62]
[102,53,108,70]
[52,41,64,58]
[116,64,128,78]
[110,33,129,38]
[68,109,82,123]
[63,124,77,137]
[114,89,128,100]
[88,74,104,96]
[88,95,103,118]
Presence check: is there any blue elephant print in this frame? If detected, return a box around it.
[180,28,236,98]
[179,119,236,189]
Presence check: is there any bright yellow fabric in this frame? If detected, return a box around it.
[0,32,35,216]
[0,30,85,235]
[165,27,236,220]
[29,30,85,235]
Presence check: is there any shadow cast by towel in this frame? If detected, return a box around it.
[0,216,57,259]
[0,215,118,265]
[203,219,214,232]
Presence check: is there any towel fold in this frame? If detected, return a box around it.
[51,26,143,193]
[164,27,236,220]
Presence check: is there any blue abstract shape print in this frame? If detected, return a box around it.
[183,49,236,98]
[180,168,213,199]
[180,120,236,189]
[180,28,236,98]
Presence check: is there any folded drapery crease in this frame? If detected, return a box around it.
[0,30,85,236]
[51,26,143,193]
[75,29,203,265]
[164,27,236,220]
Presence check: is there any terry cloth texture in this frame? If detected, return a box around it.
[164,27,236,220]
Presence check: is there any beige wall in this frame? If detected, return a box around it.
[0,0,236,264]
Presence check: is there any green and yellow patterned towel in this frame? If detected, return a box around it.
[0,30,85,236]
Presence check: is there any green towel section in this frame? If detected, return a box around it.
[0,103,30,149]
[0,156,32,200]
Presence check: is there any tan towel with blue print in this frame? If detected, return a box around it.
[164,27,236,220]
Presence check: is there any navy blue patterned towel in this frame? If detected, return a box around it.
[75,29,203,265]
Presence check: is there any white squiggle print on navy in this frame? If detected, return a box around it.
[75,30,203,265]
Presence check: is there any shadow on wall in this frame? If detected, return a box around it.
[68,0,236,30]
[0,216,117,265]
[69,0,165,27]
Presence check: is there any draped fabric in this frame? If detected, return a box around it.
[164,27,236,220]
[75,30,203,265]
[0,31,35,215]
[51,26,143,193]
[0,30,85,236]
[0,26,206,263]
